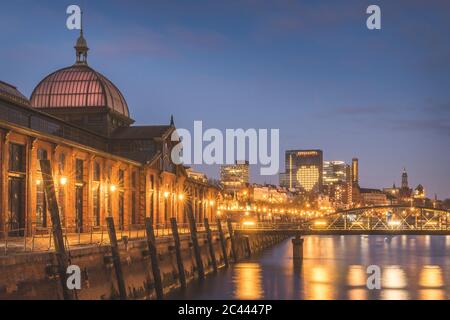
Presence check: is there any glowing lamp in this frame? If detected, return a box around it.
[59,177,68,186]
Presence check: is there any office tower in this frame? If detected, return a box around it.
[280,150,323,193]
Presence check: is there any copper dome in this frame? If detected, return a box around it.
[30,64,130,118]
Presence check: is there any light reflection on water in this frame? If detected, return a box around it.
[167,235,450,300]
[233,263,264,299]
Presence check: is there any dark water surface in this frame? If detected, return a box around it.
[167,235,450,300]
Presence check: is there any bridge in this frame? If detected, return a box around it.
[235,205,450,236]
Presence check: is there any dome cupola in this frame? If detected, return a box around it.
[30,21,133,136]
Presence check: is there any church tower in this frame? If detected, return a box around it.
[401,168,409,189]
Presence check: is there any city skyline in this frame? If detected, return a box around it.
[1,0,449,198]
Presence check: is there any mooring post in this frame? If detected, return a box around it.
[170,218,186,289]
[244,236,252,257]
[204,218,218,273]
[227,219,238,262]
[187,201,205,280]
[106,216,127,300]
[144,217,163,300]
[292,235,304,264]
[40,159,73,300]
[216,219,229,267]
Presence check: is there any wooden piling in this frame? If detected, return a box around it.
[292,235,304,263]
[204,218,218,273]
[40,159,73,300]
[170,218,186,289]
[106,216,127,300]
[216,219,229,267]
[144,218,163,300]
[227,219,237,262]
[187,201,205,280]
[244,236,252,257]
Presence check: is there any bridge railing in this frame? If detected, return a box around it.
[0,222,215,256]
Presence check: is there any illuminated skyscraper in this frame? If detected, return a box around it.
[280,150,323,193]
[323,161,347,185]
[323,161,352,208]
[352,158,359,183]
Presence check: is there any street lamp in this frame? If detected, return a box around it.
[110,184,117,192]
[59,176,68,186]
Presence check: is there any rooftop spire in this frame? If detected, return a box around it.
[74,10,89,65]
[170,115,175,126]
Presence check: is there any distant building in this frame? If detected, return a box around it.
[359,188,388,206]
[252,184,288,204]
[280,150,323,194]
[350,158,360,206]
[220,160,249,191]
[323,161,347,185]
[413,184,425,199]
[383,183,400,204]
[323,161,352,208]
[186,167,208,183]
[399,168,413,202]
[352,158,359,184]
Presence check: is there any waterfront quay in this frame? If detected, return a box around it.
[0,217,287,300]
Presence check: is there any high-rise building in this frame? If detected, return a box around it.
[280,150,323,193]
[220,160,250,191]
[323,161,352,208]
[323,161,347,185]
[352,158,359,183]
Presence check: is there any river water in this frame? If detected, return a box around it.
[168,235,450,300]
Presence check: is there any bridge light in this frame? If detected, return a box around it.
[242,220,256,227]
[388,220,401,227]
[314,220,327,228]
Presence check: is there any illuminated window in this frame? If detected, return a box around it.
[296,166,319,192]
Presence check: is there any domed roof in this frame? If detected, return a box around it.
[30,64,130,118]
[30,25,130,118]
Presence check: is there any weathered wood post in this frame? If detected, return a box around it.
[40,159,73,300]
[227,219,238,262]
[292,235,304,267]
[204,218,218,273]
[170,218,186,289]
[144,217,163,300]
[244,236,252,257]
[216,218,229,267]
[187,200,205,280]
[106,216,127,300]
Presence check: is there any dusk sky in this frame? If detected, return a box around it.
[1,0,450,198]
